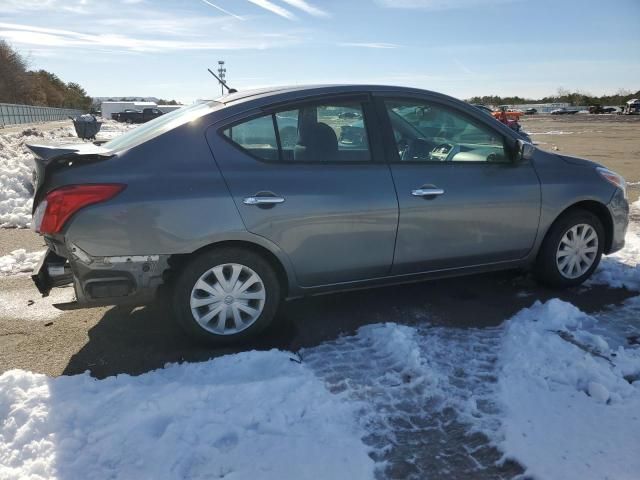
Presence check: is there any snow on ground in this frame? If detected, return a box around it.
[0,285,639,479]
[499,299,640,480]
[0,351,374,480]
[529,130,575,135]
[588,199,640,291]
[0,121,639,478]
[0,120,132,228]
[302,299,640,480]
[303,323,516,479]
[0,249,45,276]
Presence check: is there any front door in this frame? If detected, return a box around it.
[376,96,541,274]
[207,95,398,287]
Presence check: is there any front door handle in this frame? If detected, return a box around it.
[411,187,445,197]
[243,195,285,205]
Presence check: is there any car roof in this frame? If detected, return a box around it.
[217,84,448,106]
[207,84,522,141]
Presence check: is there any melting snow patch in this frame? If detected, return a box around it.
[0,249,45,275]
[589,199,640,291]
[529,131,575,135]
[0,281,73,321]
[0,351,374,480]
[498,299,640,480]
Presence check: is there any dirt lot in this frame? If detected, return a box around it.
[522,114,640,201]
[0,115,639,378]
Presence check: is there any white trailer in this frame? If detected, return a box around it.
[100,101,157,120]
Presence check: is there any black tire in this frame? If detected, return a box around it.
[534,209,605,288]
[172,248,281,345]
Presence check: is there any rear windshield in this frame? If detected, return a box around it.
[104,101,221,151]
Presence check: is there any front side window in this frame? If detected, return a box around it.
[223,101,371,163]
[384,100,509,163]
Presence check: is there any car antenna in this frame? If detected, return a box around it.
[207,68,238,94]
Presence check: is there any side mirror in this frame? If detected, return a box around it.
[515,138,535,163]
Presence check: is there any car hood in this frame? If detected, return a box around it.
[557,153,603,169]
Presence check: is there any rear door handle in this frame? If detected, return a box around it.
[411,187,445,197]
[243,196,285,205]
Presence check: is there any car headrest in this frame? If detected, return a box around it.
[294,122,338,162]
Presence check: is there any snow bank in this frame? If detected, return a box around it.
[0,249,45,275]
[0,126,76,228]
[0,121,133,228]
[498,299,640,480]
[0,350,374,480]
[589,199,640,291]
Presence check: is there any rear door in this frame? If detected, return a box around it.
[375,95,541,274]
[207,94,399,287]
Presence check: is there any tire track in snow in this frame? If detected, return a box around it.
[303,323,522,479]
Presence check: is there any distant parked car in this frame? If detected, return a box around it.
[588,105,610,114]
[551,108,579,115]
[338,111,361,119]
[113,108,164,123]
[27,85,629,344]
[524,108,537,115]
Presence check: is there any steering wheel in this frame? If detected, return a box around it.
[430,143,459,162]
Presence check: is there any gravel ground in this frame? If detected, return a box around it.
[522,114,640,201]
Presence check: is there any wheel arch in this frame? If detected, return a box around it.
[167,239,295,298]
[544,200,614,254]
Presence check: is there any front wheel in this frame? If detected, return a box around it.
[172,248,281,344]
[534,210,604,288]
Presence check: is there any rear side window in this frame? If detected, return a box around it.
[222,101,371,163]
[223,115,278,161]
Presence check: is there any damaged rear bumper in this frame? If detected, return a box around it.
[32,249,73,297]
[32,241,169,307]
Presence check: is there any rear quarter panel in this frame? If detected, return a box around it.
[60,118,246,256]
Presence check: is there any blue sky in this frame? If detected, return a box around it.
[1,0,638,102]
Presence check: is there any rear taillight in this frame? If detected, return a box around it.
[35,184,125,234]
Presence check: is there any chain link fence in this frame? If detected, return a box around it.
[0,103,84,128]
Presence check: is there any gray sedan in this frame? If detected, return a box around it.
[28,85,629,343]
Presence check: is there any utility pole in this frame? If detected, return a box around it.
[217,60,226,96]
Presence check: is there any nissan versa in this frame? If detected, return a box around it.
[28,85,629,344]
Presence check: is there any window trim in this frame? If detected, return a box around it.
[217,94,385,165]
[374,96,517,166]
[222,113,280,163]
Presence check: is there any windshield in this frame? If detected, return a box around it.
[104,101,220,151]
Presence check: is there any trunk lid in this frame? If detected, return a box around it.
[26,143,114,211]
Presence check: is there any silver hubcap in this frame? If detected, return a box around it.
[190,263,266,335]
[556,223,599,279]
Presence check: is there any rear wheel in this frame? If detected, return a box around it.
[172,248,281,344]
[534,210,604,288]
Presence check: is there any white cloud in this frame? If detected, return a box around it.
[338,42,401,49]
[246,0,296,19]
[375,0,517,10]
[0,22,300,52]
[0,0,91,14]
[280,0,329,17]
